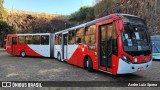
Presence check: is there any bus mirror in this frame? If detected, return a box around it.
[119,20,124,31]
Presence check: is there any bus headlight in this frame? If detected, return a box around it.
[121,55,132,64]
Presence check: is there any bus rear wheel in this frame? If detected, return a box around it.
[20,50,26,57]
[84,56,93,72]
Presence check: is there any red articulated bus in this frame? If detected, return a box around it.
[6,14,152,75]
[6,33,54,57]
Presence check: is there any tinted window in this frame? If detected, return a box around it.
[76,28,84,44]
[18,36,25,44]
[122,16,150,52]
[33,35,40,45]
[41,35,49,45]
[12,38,17,44]
[25,36,32,44]
[55,34,62,45]
[85,25,96,44]
[7,36,11,44]
[112,23,118,55]
[100,23,118,56]
[85,25,96,35]
[63,34,68,45]
[68,30,75,44]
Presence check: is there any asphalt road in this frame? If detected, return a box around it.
[1,48,160,89]
[0,49,160,81]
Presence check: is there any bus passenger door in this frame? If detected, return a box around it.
[12,37,17,55]
[62,33,68,60]
[98,23,113,70]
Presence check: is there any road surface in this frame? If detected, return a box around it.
[0,49,160,89]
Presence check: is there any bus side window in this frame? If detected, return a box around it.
[7,36,11,44]
[55,34,58,45]
[55,34,62,45]
[59,34,62,45]
[85,25,96,44]
[68,30,75,44]
[41,35,49,45]
[12,38,17,44]
[25,36,32,44]
[76,28,84,44]
[18,36,25,44]
[33,35,40,45]
[112,23,118,56]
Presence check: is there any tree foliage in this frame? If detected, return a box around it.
[69,6,94,23]
[0,20,16,41]
[0,0,4,8]
[0,0,15,41]
[0,0,6,19]
[94,0,117,18]
[0,20,15,33]
[68,0,120,22]
[93,0,130,18]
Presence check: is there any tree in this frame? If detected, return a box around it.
[0,0,4,8]
[69,6,94,23]
[0,20,15,42]
[0,0,6,19]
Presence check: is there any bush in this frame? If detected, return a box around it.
[0,20,16,41]
[69,6,94,23]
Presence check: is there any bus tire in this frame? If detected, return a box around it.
[57,53,61,61]
[85,56,93,72]
[20,50,26,57]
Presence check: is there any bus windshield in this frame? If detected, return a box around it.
[122,16,151,52]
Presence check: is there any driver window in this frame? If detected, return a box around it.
[12,38,17,44]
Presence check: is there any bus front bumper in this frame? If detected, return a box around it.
[117,59,152,74]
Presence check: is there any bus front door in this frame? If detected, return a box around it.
[12,37,17,55]
[99,23,113,70]
[62,33,68,60]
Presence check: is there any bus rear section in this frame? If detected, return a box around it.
[54,14,152,75]
[6,33,54,57]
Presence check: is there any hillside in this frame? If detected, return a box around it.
[2,0,160,35]
[94,0,160,35]
[5,9,75,34]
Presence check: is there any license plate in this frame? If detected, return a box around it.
[138,67,144,71]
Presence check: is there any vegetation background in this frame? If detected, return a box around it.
[0,0,160,43]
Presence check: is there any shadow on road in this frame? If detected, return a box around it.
[152,59,160,61]
[3,53,149,81]
[93,70,144,81]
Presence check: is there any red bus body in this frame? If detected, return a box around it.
[6,33,54,57]
[6,14,152,75]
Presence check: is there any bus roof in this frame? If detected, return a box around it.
[7,33,51,36]
[55,15,113,34]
